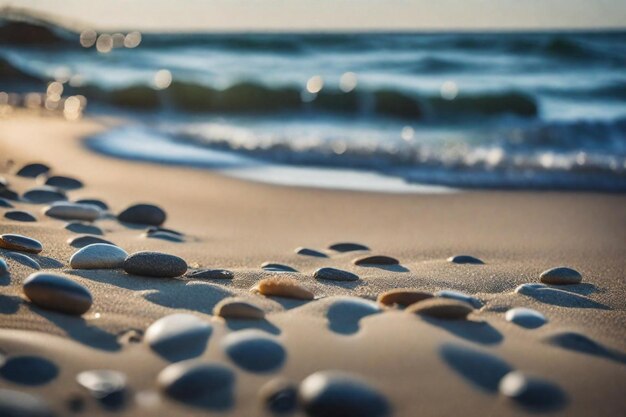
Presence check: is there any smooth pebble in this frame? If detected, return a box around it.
[0,258,8,275]
[0,389,53,417]
[76,369,127,400]
[68,235,114,248]
[16,163,50,178]
[258,378,298,414]
[254,277,314,300]
[42,175,83,190]
[64,222,103,235]
[222,329,285,372]
[187,268,234,280]
[23,272,92,315]
[70,244,128,269]
[261,262,298,272]
[75,198,108,210]
[353,255,399,266]
[4,210,37,222]
[118,203,166,226]
[157,360,234,402]
[406,298,473,319]
[436,289,483,308]
[44,202,101,221]
[23,186,67,203]
[124,251,187,278]
[145,313,212,359]
[214,298,265,319]
[0,197,13,208]
[447,255,484,264]
[378,289,433,307]
[4,252,41,270]
[295,247,327,257]
[328,242,370,252]
[499,371,566,409]
[505,307,547,329]
[540,267,582,285]
[0,234,43,254]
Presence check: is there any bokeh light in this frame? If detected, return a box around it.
[306,75,324,94]
[339,72,358,93]
[79,30,97,48]
[96,34,113,53]
[153,69,173,90]
[124,31,142,48]
[440,80,459,100]
[401,126,415,141]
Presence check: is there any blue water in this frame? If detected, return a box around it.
[2,24,626,191]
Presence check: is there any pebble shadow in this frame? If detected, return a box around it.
[225,319,281,336]
[440,343,512,392]
[0,355,59,386]
[143,281,233,315]
[424,318,503,345]
[545,331,626,365]
[356,264,410,273]
[0,294,20,313]
[523,287,609,310]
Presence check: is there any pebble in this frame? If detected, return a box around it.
[44,202,101,221]
[0,388,54,417]
[299,370,390,417]
[295,247,328,257]
[406,298,473,319]
[76,369,127,400]
[222,329,286,372]
[447,254,484,264]
[0,258,7,275]
[258,378,298,414]
[377,289,433,307]
[0,197,13,208]
[4,252,41,270]
[144,230,183,242]
[118,203,166,226]
[314,267,359,282]
[187,268,234,280]
[254,277,314,300]
[540,266,582,285]
[261,262,298,272]
[70,244,128,270]
[65,222,103,235]
[147,226,184,236]
[0,188,19,200]
[16,162,50,178]
[75,198,108,210]
[124,251,188,278]
[353,255,399,266]
[499,371,565,409]
[213,298,265,319]
[41,175,83,190]
[0,234,43,254]
[23,272,92,315]
[22,186,67,203]
[4,210,37,222]
[436,289,483,308]
[328,242,370,252]
[0,176,6,189]
[505,307,547,329]
[514,283,547,295]
[68,235,114,249]
[157,360,234,402]
[145,313,212,359]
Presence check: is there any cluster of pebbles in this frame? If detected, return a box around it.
[0,162,593,416]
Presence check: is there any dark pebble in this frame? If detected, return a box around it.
[540,267,582,285]
[406,298,473,319]
[0,234,43,254]
[64,222,103,235]
[314,267,359,281]
[23,186,67,204]
[23,272,92,315]
[144,230,184,242]
[145,313,212,360]
[0,197,13,208]
[187,268,234,280]
[41,175,83,190]
[328,242,370,252]
[75,199,109,210]
[4,252,41,269]
[0,188,19,201]
[158,360,234,402]
[436,290,483,309]
[68,235,114,249]
[353,255,399,266]
[124,251,187,277]
[0,258,8,275]
[118,203,166,226]
[146,226,183,236]
[0,389,54,417]
[258,378,298,414]
[222,329,286,372]
[261,262,298,272]
[16,163,50,178]
[4,210,37,222]
[447,255,484,264]
[295,247,328,257]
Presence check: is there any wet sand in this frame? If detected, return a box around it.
[1,111,625,416]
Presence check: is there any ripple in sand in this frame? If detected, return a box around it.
[540,266,582,285]
[76,370,127,407]
[406,298,473,320]
[145,313,212,361]
[75,198,109,210]
[23,186,67,204]
[505,307,547,329]
[4,252,40,270]
[23,272,93,315]
[41,175,83,190]
[124,251,187,278]
[0,197,13,208]
[353,255,399,266]
[253,277,314,300]
[65,222,103,235]
[70,244,128,270]
[499,371,567,411]
[16,162,50,178]
[68,235,114,249]
[4,210,37,222]
[447,254,484,264]
[436,290,483,308]
[314,267,359,282]
[118,203,166,226]
[222,329,286,372]
[0,234,43,254]
[258,378,298,414]
[0,388,53,417]
[328,242,370,252]
[261,262,298,272]
[377,289,433,308]
[0,355,58,385]
[214,298,265,319]
[187,268,234,280]
[44,202,101,221]
[299,370,390,417]
[327,297,381,335]
[295,247,328,257]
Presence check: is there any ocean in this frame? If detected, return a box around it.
[2,21,626,191]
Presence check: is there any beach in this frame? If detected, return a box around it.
[0,111,625,416]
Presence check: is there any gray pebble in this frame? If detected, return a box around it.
[124,251,187,277]
[157,360,234,402]
[499,371,566,409]
[0,388,54,417]
[222,329,285,372]
[75,199,108,210]
[261,262,297,272]
[42,175,83,190]
[76,369,127,400]
[0,234,43,254]
[70,244,128,269]
[4,252,41,270]
[436,290,483,308]
[505,307,547,329]
[4,210,37,222]
[540,267,582,285]
[314,267,359,282]
[145,313,212,360]
[353,255,399,266]
[118,203,166,226]
[0,258,8,275]
[64,222,103,235]
[23,186,67,204]
[187,269,234,280]
[295,247,328,257]
[16,163,50,178]
[23,272,92,315]
[328,242,370,252]
[68,235,114,249]
[44,202,101,221]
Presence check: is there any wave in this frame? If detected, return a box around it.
[0,15,75,46]
[0,55,45,85]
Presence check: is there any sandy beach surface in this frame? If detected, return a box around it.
[1,111,625,416]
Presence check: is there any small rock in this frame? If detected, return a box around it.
[124,251,187,278]
[146,226,183,236]
[314,267,359,282]
[213,298,265,319]
[145,314,212,360]
[299,370,390,417]
[0,389,54,417]
[64,222,103,235]
[353,255,399,266]
[377,289,433,307]
[75,199,108,210]
[76,369,127,401]
[447,255,484,264]
[254,277,314,300]
[499,371,566,409]
[157,360,234,402]
[0,176,6,189]
[540,267,582,285]
[0,234,43,254]
[144,230,183,242]
[295,247,328,257]
[406,298,473,320]
[4,252,41,269]
[0,258,8,275]
[514,283,547,295]
[505,307,547,329]
[70,244,128,270]
[23,272,92,315]
[118,203,166,226]
[328,242,370,252]
[41,175,83,190]
[23,186,67,203]
[4,210,37,222]
[16,163,50,178]
[0,188,18,200]
[187,269,234,280]
[436,289,483,308]
[222,329,285,372]
[44,202,101,221]
[261,262,298,272]
[0,197,13,208]
[68,235,114,249]
[258,378,298,415]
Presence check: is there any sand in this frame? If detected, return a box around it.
[0,111,625,416]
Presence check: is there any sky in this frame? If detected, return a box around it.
[2,0,626,31]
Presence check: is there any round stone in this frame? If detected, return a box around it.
[118,203,166,226]
[261,262,297,272]
[353,255,399,266]
[295,247,327,257]
[213,298,265,319]
[146,226,183,236]
[328,242,370,252]
[23,186,67,204]
[254,277,314,300]
[540,267,582,285]
[70,244,128,270]
[0,258,8,275]
[0,188,18,200]
[187,269,234,280]
[0,197,13,208]
[314,267,359,282]
[406,298,473,319]
[435,290,483,308]
[222,329,286,372]
[377,289,433,307]
[514,283,547,295]
[145,314,212,359]
[258,378,298,414]
[41,175,83,190]
[76,369,127,400]
[144,230,183,242]
[75,198,108,210]
[4,252,40,270]
[0,234,43,254]
[16,163,50,178]
[4,210,37,222]
[0,389,53,417]
[44,202,101,221]
[23,272,92,315]
[68,235,114,249]
[64,222,103,235]
[157,360,234,402]
[505,307,547,329]
[447,255,484,264]
[499,371,565,409]
[124,251,187,278]
[299,370,390,417]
